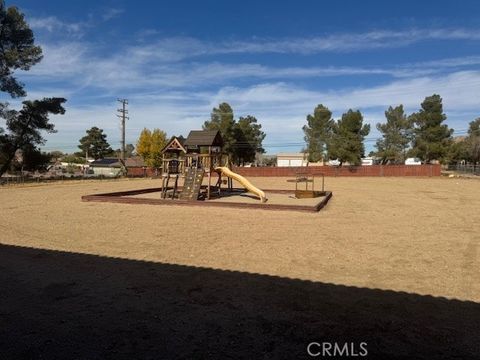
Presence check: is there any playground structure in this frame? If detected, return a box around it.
[160,130,267,202]
[82,129,332,212]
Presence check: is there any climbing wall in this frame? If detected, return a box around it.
[179,168,205,200]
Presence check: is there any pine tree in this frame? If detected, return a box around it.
[0,1,66,176]
[375,105,413,164]
[328,110,370,165]
[233,115,266,165]
[410,94,453,163]
[0,0,43,98]
[303,104,334,163]
[78,127,113,160]
[0,98,66,176]
[203,102,236,158]
[467,118,480,164]
[203,103,266,165]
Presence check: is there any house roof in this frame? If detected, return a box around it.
[184,130,223,147]
[124,156,146,167]
[161,136,187,154]
[89,158,121,167]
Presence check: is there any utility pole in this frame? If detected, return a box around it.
[116,99,129,161]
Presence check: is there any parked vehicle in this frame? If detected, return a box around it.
[328,159,341,166]
[405,157,422,165]
[361,158,374,166]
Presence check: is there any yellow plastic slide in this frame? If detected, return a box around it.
[215,166,267,203]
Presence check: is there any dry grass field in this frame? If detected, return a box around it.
[1,176,479,358]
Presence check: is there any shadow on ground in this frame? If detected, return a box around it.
[0,244,478,359]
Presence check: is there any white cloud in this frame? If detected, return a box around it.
[17,32,480,95]
[212,71,480,112]
[412,55,480,68]
[29,16,87,36]
[24,42,88,77]
[128,28,480,59]
[102,8,124,21]
[27,9,123,40]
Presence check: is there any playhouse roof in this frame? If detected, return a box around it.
[161,136,187,154]
[184,130,223,147]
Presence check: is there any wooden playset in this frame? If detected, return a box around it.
[160,130,266,202]
[82,129,332,212]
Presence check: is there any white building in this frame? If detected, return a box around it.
[276,153,308,167]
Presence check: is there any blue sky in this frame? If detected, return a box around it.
[3,0,480,154]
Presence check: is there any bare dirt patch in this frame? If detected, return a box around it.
[1,176,479,358]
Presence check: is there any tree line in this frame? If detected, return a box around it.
[68,101,267,170]
[65,95,480,171]
[303,94,480,165]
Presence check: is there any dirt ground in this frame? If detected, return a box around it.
[1,176,479,359]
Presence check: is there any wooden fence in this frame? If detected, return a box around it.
[231,164,441,177]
